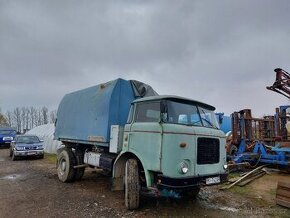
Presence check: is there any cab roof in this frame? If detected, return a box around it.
[132,95,215,111]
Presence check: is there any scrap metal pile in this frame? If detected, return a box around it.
[267,68,290,99]
[228,107,290,168]
[226,68,290,169]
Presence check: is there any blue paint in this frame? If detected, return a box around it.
[216,113,231,133]
[54,79,136,145]
[234,140,290,166]
[160,189,181,198]
[0,127,16,146]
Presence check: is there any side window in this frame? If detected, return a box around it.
[178,114,188,124]
[135,102,160,122]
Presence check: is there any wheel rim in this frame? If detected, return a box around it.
[59,158,66,175]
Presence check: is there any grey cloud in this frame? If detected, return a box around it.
[0,0,290,117]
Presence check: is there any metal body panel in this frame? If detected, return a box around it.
[161,124,227,178]
[54,79,135,145]
[161,124,197,177]
[109,125,124,153]
[194,126,227,176]
[127,122,162,171]
[84,151,101,167]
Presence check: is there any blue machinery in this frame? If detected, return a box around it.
[230,107,290,168]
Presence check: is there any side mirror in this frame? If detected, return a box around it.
[161,113,168,123]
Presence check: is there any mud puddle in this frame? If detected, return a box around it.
[1,173,25,180]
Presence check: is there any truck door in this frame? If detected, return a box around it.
[128,101,162,171]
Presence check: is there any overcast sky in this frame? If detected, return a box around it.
[1,0,290,116]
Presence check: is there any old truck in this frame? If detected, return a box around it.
[54,78,227,209]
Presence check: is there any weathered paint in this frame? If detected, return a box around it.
[121,97,227,188]
[54,79,135,145]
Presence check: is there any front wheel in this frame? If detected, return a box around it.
[125,159,140,210]
[57,148,76,183]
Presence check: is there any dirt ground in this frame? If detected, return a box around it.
[0,148,289,218]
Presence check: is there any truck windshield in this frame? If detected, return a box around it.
[198,106,219,129]
[163,101,219,129]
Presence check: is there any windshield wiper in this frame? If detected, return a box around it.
[201,118,216,128]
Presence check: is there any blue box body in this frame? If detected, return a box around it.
[54,79,136,146]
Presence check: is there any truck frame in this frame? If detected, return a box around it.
[54,79,227,209]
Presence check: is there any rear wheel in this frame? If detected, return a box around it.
[57,148,76,182]
[125,159,140,210]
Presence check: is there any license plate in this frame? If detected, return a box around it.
[206,176,220,185]
[28,152,36,155]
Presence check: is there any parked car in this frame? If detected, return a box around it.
[0,127,16,148]
[10,135,44,160]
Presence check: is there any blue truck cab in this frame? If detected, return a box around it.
[0,126,17,147]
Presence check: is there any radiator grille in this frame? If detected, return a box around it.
[197,138,220,164]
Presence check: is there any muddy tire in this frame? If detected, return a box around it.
[125,159,140,210]
[74,149,85,181]
[57,148,76,183]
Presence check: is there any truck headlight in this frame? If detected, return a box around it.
[223,164,228,170]
[180,162,189,174]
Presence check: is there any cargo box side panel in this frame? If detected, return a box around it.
[55,80,119,144]
[108,80,135,137]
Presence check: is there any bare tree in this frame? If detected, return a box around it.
[30,107,36,129]
[50,110,57,124]
[5,111,13,127]
[20,107,30,132]
[5,106,56,131]
[0,109,8,126]
[42,106,48,124]
[21,107,26,132]
[13,107,21,133]
[25,108,30,130]
[37,109,42,126]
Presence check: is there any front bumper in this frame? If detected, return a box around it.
[157,173,228,190]
[14,149,44,157]
[0,141,12,146]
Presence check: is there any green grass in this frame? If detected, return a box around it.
[267,188,277,196]
[229,185,272,207]
[228,172,241,180]
[229,185,252,196]
[44,153,57,164]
